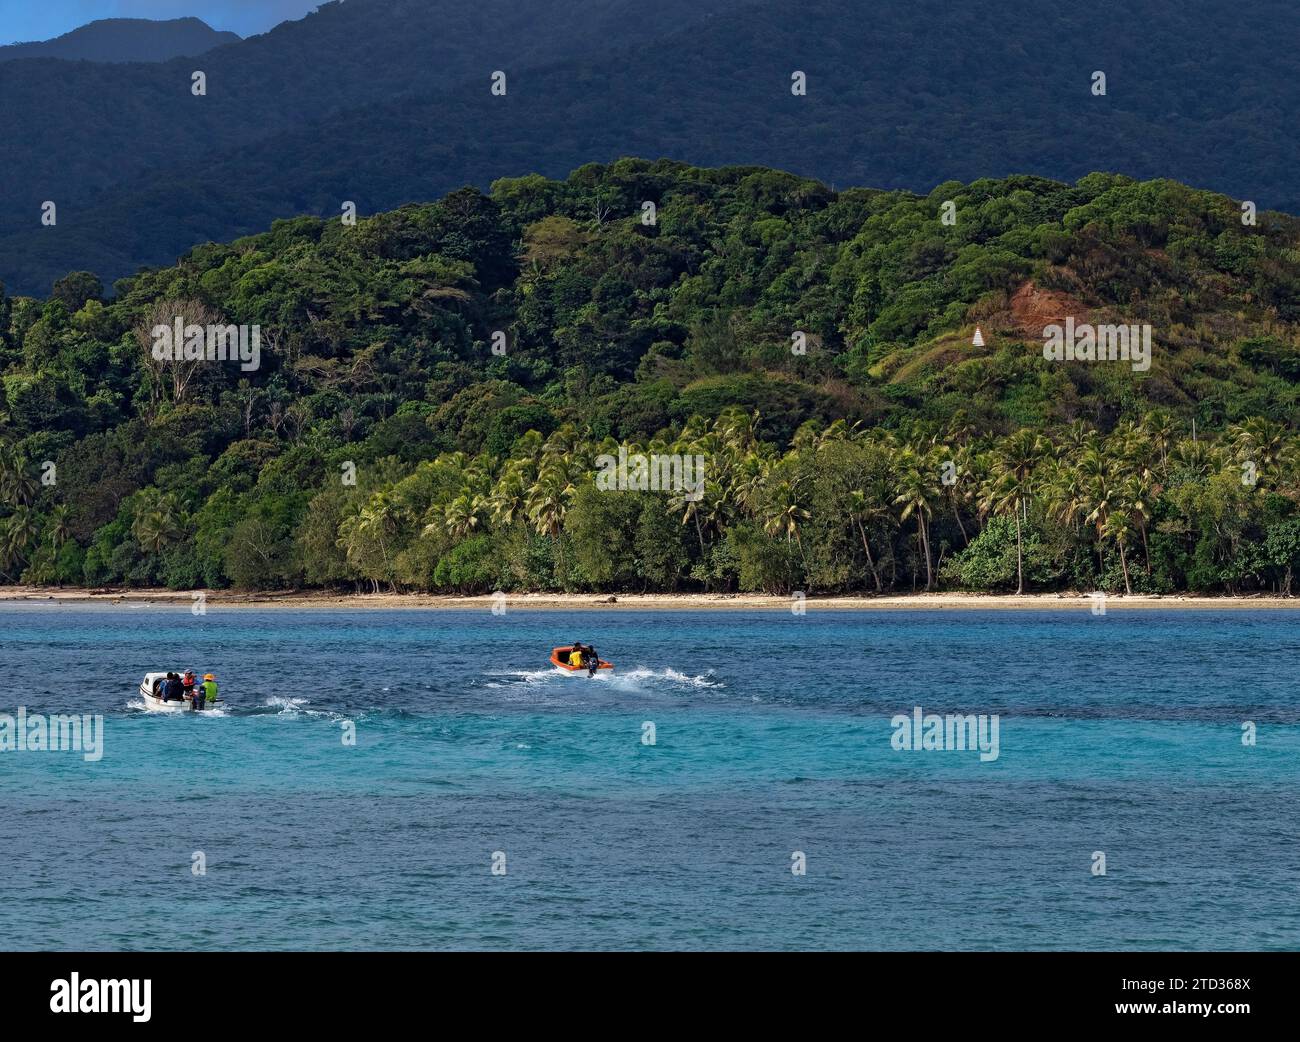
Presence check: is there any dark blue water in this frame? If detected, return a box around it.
[1,605,1297,950]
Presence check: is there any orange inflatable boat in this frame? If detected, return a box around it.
[550,646,614,674]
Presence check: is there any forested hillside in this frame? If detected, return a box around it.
[1,161,1298,595]
[3,0,1300,294]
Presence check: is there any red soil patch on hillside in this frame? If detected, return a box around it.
[1008,280,1087,337]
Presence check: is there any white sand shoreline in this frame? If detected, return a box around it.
[0,586,1297,611]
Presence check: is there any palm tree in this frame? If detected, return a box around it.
[1141,409,1179,476]
[731,451,770,519]
[542,424,579,460]
[511,430,544,462]
[847,487,887,592]
[943,444,977,546]
[981,431,1050,594]
[1229,417,1289,486]
[1101,511,1134,595]
[763,480,808,547]
[526,463,574,542]
[716,407,761,451]
[435,492,486,541]
[1169,437,1222,480]
[1119,472,1155,573]
[818,418,864,444]
[1040,457,1086,533]
[945,414,976,450]
[131,491,183,554]
[338,491,403,592]
[671,480,715,555]
[893,450,941,591]
[1108,420,1149,473]
[1057,420,1099,457]
[1,506,38,579]
[462,455,494,498]
[47,504,72,549]
[0,444,37,507]
[1078,443,1129,579]
[489,464,529,528]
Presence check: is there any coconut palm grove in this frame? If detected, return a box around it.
[1,160,1298,596]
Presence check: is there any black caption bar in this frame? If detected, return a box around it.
[0,951,1288,1029]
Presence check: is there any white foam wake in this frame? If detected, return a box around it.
[607,666,724,689]
[260,695,339,719]
[263,695,308,709]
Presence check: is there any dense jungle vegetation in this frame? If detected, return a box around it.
[2,160,1298,595]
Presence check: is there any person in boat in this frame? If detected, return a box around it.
[163,672,185,702]
[182,670,198,705]
[570,642,599,676]
[202,673,219,707]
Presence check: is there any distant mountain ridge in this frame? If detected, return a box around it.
[1,0,1298,295]
[0,17,240,65]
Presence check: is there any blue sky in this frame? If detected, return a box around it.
[0,1,321,45]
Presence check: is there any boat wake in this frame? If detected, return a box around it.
[627,667,725,690]
[483,665,724,693]
[256,695,344,719]
[125,697,230,716]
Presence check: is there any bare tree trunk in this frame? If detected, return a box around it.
[919,517,933,591]
[857,521,883,592]
[1014,508,1025,595]
[953,505,969,547]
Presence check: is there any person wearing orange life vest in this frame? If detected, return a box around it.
[182,670,200,710]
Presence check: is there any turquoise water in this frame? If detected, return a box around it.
[1,605,1297,950]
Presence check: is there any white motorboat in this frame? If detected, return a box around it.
[139,672,202,712]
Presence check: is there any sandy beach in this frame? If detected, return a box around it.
[0,585,1296,610]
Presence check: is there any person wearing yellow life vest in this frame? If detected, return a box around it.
[569,643,599,676]
[201,673,219,706]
